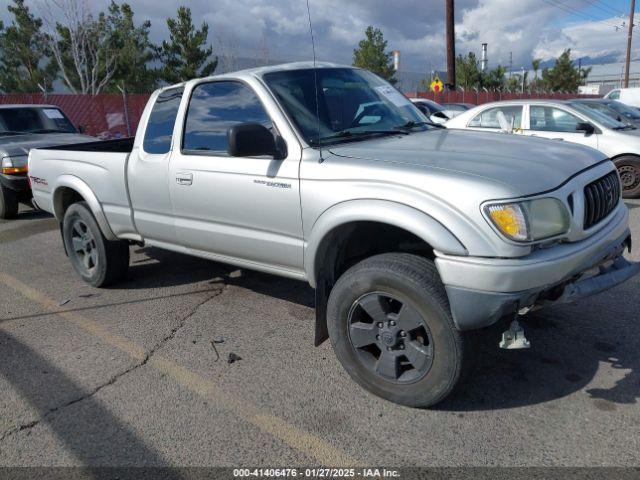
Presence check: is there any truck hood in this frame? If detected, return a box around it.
[329,129,608,196]
[0,133,96,158]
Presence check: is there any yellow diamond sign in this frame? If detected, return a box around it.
[430,77,444,93]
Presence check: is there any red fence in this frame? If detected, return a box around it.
[0,93,151,139]
[410,90,601,104]
[1,90,602,139]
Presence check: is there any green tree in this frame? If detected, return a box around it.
[0,0,57,93]
[540,49,585,92]
[455,52,481,89]
[105,1,157,92]
[531,58,541,89]
[352,26,396,84]
[157,6,218,84]
[481,65,506,90]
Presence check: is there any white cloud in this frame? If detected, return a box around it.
[1,0,634,75]
[534,17,629,62]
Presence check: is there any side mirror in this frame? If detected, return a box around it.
[227,123,284,159]
[77,125,86,134]
[576,122,595,135]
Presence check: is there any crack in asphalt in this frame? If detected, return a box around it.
[0,284,227,443]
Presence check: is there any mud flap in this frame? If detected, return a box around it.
[314,278,329,346]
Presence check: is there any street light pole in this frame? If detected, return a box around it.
[624,0,636,88]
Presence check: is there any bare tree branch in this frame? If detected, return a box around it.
[40,0,116,94]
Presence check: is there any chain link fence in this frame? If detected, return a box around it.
[1,89,602,139]
[0,93,151,139]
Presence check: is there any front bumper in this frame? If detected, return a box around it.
[0,173,30,197]
[436,206,639,330]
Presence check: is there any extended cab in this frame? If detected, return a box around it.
[0,104,95,218]
[28,63,640,407]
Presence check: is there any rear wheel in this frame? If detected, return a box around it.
[62,202,129,287]
[0,185,19,219]
[614,156,640,198]
[327,253,476,408]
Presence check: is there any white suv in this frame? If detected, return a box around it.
[445,100,640,198]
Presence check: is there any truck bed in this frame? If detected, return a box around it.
[39,137,134,153]
[29,138,137,239]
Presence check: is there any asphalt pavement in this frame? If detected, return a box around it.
[0,201,638,467]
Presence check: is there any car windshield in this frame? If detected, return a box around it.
[606,100,640,120]
[569,103,630,130]
[262,67,430,146]
[0,107,77,135]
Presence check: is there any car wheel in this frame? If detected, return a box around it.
[0,184,19,219]
[327,253,477,408]
[614,156,640,198]
[62,202,129,287]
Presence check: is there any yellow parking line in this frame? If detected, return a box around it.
[0,272,358,466]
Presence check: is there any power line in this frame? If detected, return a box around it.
[541,0,625,29]
[582,0,625,17]
[588,0,627,16]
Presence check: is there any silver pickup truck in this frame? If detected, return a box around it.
[29,62,640,407]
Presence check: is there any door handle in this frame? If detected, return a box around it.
[176,172,193,186]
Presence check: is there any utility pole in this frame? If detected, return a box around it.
[509,52,513,78]
[445,0,456,90]
[624,0,636,88]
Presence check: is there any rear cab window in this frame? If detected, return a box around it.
[0,107,76,134]
[143,87,184,154]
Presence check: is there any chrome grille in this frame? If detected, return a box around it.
[583,171,621,230]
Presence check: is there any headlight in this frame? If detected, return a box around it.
[1,156,28,174]
[484,198,570,242]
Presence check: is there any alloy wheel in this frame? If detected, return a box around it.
[347,292,434,384]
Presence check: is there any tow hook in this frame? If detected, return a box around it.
[499,310,531,350]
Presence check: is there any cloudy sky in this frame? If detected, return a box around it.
[3,0,638,74]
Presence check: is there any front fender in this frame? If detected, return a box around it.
[305,199,467,288]
[52,174,117,241]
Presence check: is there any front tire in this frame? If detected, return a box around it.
[327,253,475,408]
[614,156,640,198]
[62,202,129,287]
[0,184,19,219]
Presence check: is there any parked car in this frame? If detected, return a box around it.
[0,104,95,219]
[567,98,640,128]
[446,99,640,197]
[409,98,449,124]
[441,102,475,118]
[604,87,640,109]
[29,63,639,407]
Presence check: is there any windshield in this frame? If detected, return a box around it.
[262,68,430,145]
[606,100,640,120]
[0,107,77,135]
[569,103,630,130]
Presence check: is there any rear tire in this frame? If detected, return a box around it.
[327,253,476,408]
[0,185,19,219]
[614,156,640,198]
[62,202,129,287]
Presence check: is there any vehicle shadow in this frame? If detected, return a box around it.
[0,332,170,468]
[439,280,640,411]
[122,247,638,411]
[117,247,234,289]
[123,247,315,308]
